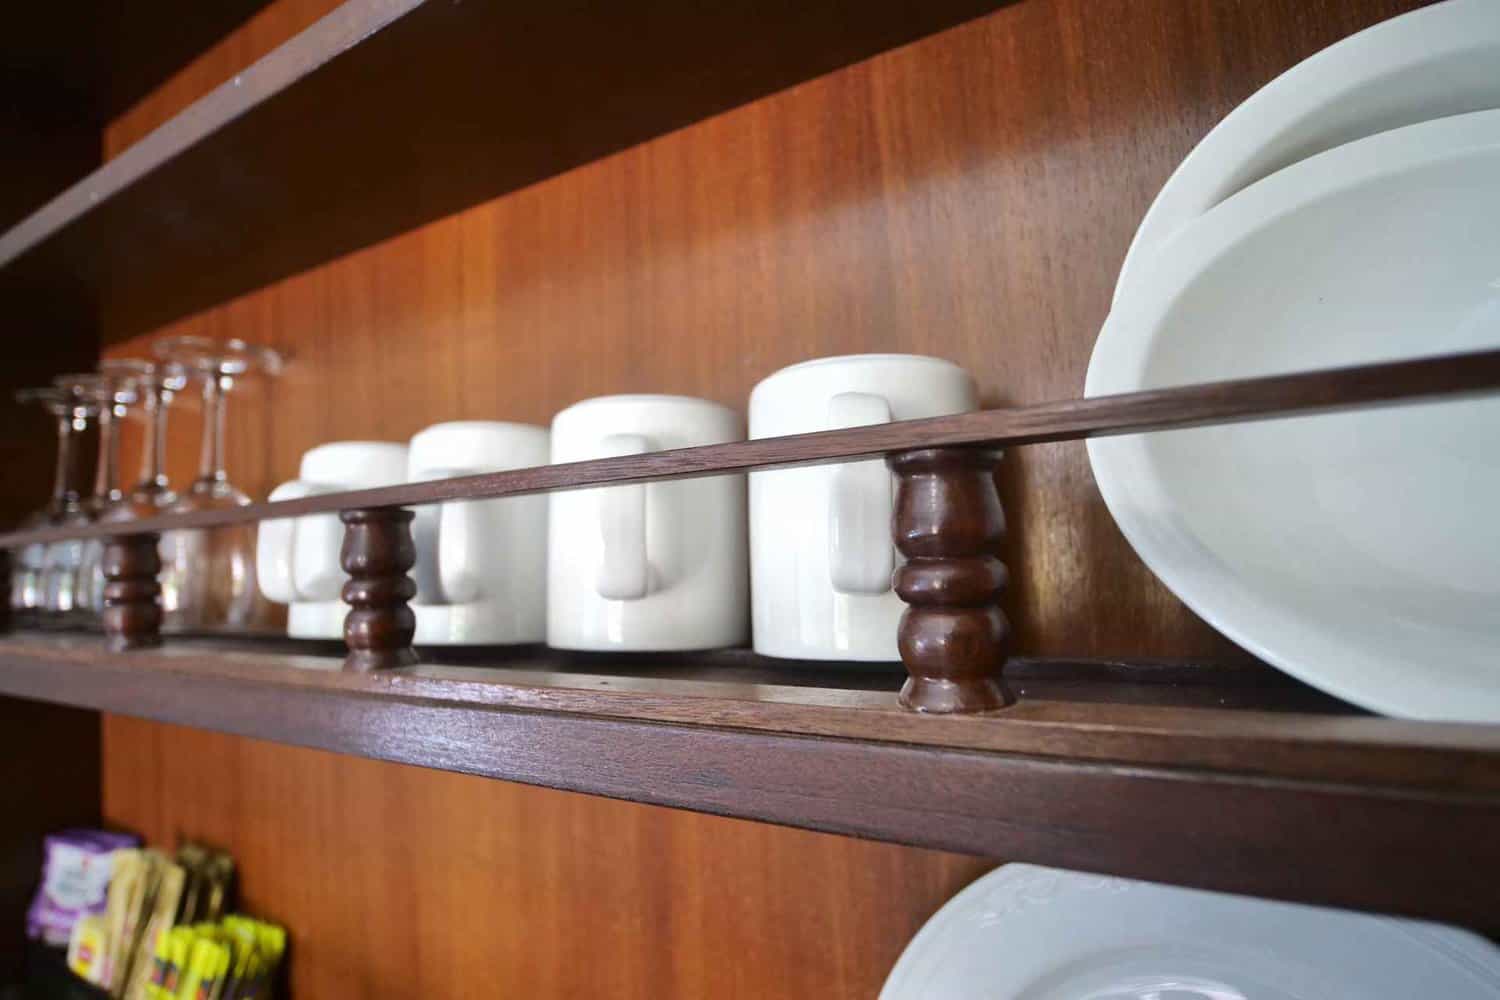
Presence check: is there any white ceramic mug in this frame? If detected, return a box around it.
[547,395,748,651]
[407,421,550,645]
[257,441,410,639]
[748,355,978,660]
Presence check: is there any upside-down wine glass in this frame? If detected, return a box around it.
[75,361,153,617]
[10,388,80,622]
[39,378,100,620]
[154,336,283,631]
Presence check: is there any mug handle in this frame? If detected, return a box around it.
[827,392,895,595]
[595,433,653,601]
[435,467,490,605]
[291,494,348,603]
[257,480,319,604]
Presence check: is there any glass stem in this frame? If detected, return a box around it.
[50,413,75,514]
[138,384,170,492]
[93,403,124,505]
[197,375,229,486]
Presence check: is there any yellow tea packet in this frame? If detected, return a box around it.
[67,914,108,983]
[126,860,185,1000]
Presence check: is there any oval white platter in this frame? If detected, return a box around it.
[1116,0,1500,306]
[1087,110,1500,721]
[881,864,1500,1000]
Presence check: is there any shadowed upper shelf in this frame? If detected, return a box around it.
[0,0,1009,345]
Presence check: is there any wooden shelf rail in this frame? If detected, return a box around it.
[0,0,1007,345]
[5,347,1500,710]
[0,634,1497,930]
[2,348,1495,547]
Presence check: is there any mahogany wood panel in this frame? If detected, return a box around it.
[7,347,1497,547]
[0,0,1014,345]
[81,1,1448,996]
[102,715,990,998]
[97,0,1433,661]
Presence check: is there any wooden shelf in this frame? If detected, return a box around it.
[3,347,1497,549]
[0,0,1007,345]
[2,631,1496,929]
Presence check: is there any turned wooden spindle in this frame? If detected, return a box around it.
[101,533,163,652]
[888,447,1011,714]
[340,508,418,672]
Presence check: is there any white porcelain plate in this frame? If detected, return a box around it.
[1115,0,1500,306]
[1086,111,1500,721]
[881,865,1500,1000]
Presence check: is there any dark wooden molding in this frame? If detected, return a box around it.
[890,448,1010,713]
[3,348,1498,547]
[100,532,162,651]
[0,0,1008,346]
[339,508,418,672]
[0,634,1496,929]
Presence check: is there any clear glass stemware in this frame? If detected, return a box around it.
[10,388,78,621]
[74,362,152,617]
[39,378,100,621]
[154,336,283,631]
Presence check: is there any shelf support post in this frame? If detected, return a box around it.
[340,508,418,672]
[102,533,163,652]
[888,447,1011,713]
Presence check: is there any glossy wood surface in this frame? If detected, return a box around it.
[338,508,418,671]
[0,0,1011,344]
[101,532,163,651]
[12,634,1500,788]
[5,635,1497,930]
[101,713,989,998]
[891,448,1011,712]
[81,0,1453,994]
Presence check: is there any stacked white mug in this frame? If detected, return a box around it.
[748,354,978,660]
[546,394,748,651]
[407,421,550,645]
[257,441,410,639]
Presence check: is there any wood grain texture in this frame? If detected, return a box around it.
[8,635,1500,790]
[0,638,1450,933]
[1,0,1012,343]
[102,714,990,998]
[98,0,1434,661]
[7,346,1497,547]
[81,0,1455,995]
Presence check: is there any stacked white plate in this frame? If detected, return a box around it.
[881,865,1500,999]
[1086,0,1500,722]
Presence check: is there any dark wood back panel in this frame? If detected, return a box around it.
[108,0,1427,660]
[93,0,1429,996]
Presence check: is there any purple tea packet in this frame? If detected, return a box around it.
[25,829,141,946]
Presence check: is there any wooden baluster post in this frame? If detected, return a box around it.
[102,533,163,652]
[340,508,418,672]
[888,447,1011,713]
